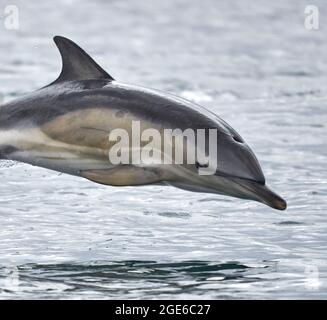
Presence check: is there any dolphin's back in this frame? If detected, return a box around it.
[0,80,235,139]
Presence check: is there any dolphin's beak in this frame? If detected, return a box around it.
[231,178,287,210]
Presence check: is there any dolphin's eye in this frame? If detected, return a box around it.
[232,135,243,143]
[195,161,209,169]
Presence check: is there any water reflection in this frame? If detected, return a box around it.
[1,260,277,299]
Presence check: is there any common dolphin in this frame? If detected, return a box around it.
[0,36,286,210]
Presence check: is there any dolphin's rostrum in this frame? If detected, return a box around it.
[0,36,286,210]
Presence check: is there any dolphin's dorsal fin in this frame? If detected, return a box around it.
[50,36,114,85]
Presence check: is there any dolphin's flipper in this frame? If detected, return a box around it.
[80,166,163,186]
[49,36,114,86]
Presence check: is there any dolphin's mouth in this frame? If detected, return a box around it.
[231,178,287,210]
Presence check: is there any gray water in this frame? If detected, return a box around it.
[0,0,326,299]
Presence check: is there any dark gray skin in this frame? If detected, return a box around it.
[0,36,286,210]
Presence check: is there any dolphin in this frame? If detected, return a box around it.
[0,36,286,210]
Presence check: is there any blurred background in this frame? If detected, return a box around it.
[0,0,326,299]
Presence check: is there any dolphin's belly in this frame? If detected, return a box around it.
[10,149,112,176]
[0,105,165,177]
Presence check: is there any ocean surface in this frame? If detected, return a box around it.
[0,0,326,299]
